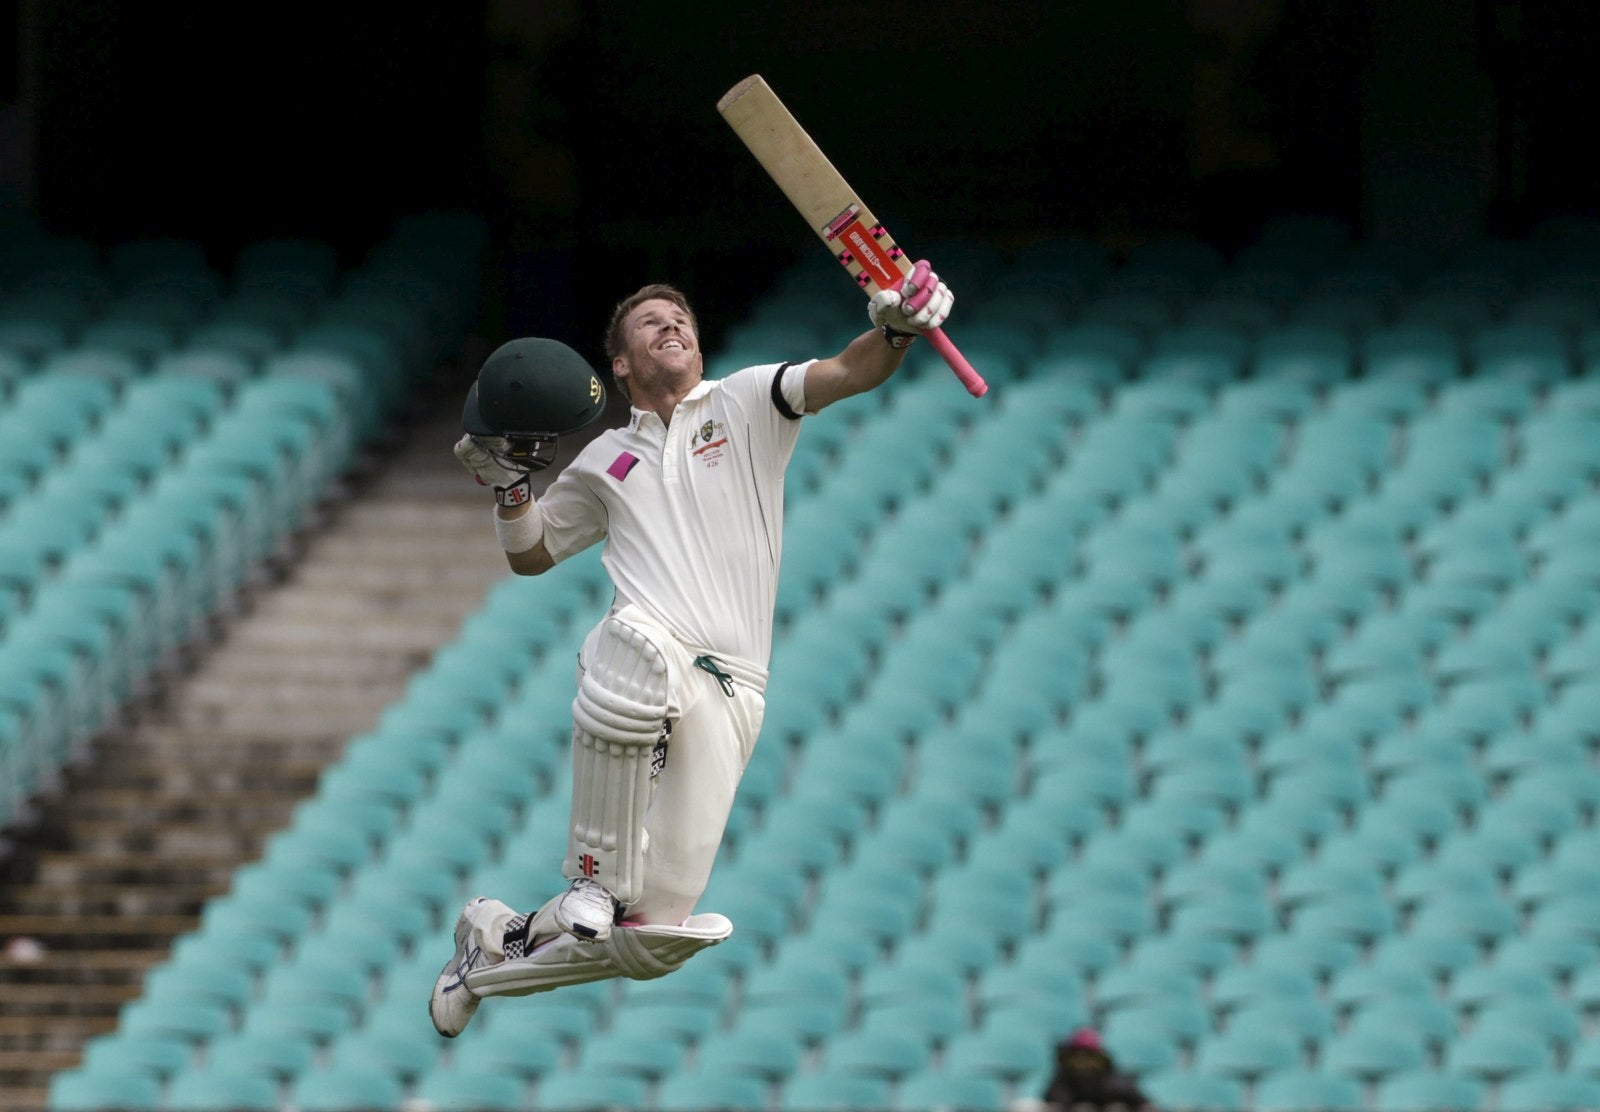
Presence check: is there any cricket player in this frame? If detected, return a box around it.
[429,261,953,1037]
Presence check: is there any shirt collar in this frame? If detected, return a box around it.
[681,380,715,403]
[627,380,716,431]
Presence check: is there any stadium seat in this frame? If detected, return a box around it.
[76,1032,194,1083]
[821,1026,936,1079]
[941,1028,1052,1083]
[1209,964,1320,1017]
[1405,889,1520,947]
[1470,997,1583,1054]
[1094,966,1203,1017]
[778,1071,892,1112]
[411,1065,525,1109]
[116,995,236,1044]
[1167,893,1276,946]
[1444,1021,1555,1080]
[1498,1072,1600,1112]
[1192,1024,1303,1080]
[1328,961,1436,1014]
[893,1069,1006,1112]
[1318,1016,1429,1082]
[1570,1035,1600,1080]
[1493,931,1596,985]
[1225,998,1336,1049]
[697,1030,806,1081]
[860,996,971,1043]
[533,1071,648,1111]
[1141,1070,1248,1112]
[140,960,256,1017]
[1330,374,1431,423]
[1365,930,1478,984]
[1373,1069,1485,1112]
[1101,992,1211,1050]
[1249,932,1359,983]
[203,1030,319,1081]
[1254,1069,1366,1112]
[656,1069,770,1112]
[46,1068,162,1112]
[240,994,357,1045]
[1342,994,1457,1052]
[164,1067,281,1112]
[738,995,851,1044]
[1198,823,1308,876]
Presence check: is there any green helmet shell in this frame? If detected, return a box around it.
[462,337,606,438]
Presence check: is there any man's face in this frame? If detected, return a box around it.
[614,297,701,396]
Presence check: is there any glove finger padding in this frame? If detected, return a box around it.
[454,433,533,507]
[900,260,936,315]
[454,434,497,476]
[867,260,953,334]
[866,289,899,330]
[900,261,952,330]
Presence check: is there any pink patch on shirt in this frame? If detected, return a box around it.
[607,451,640,481]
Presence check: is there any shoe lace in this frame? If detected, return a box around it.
[443,942,483,994]
[571,878,619,910]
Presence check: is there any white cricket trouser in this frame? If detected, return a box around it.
[572,604,766,926]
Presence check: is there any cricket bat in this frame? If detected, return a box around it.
[717,74,988,398]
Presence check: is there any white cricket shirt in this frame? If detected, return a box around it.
[536,362,811,675]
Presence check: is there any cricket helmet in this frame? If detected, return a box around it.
[462,337,607,471]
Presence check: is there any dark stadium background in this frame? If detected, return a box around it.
[12,0,1600,365]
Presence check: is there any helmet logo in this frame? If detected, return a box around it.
[590,376,602,403]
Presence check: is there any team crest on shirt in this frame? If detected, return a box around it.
[692,419,729,468]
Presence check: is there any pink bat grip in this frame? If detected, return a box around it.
[889,270,987,397]
[928,328,988,397]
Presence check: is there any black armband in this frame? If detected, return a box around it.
[770,362,802,420]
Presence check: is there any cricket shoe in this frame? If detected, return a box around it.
[555,877,621,942]
[429,897,512,1037]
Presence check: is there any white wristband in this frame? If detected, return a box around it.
[495,504,545,554]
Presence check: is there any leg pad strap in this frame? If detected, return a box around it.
[465,913,733,998]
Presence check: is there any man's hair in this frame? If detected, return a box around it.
[605,283,699,362]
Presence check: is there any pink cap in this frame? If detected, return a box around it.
[1065,1027,1104,1051]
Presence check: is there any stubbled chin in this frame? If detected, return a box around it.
[656,352,698,373]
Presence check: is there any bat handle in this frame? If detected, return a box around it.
[927,327,988,397]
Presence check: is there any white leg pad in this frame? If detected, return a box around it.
[567,617,670,906]
[465,913,733,998]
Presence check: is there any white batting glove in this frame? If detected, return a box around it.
[454,434,534,507]
[868,260,954,348]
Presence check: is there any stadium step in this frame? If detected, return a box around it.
[0,1051,81,1085]
[4,881,226,919]
[0,913,200,949]
[0,948,167,985]
[28,817,272,859]
[0,1015,118,1050]
[40,787,296,827]
[0,983,143,1015]
[31,846,264,883]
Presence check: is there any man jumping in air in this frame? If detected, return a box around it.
[429,261,954,1037]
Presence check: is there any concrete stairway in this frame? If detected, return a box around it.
[0,388,521,1110]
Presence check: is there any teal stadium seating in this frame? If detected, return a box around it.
[31,216,1600,1111]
